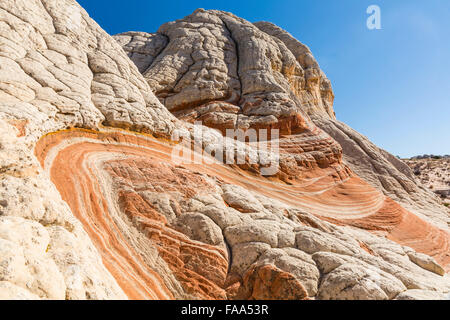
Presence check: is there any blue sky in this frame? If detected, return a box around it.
[78,0,450,158]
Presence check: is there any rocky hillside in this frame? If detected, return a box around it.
[405,157,450,206]
[0,0,448,300]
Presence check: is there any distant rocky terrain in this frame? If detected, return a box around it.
[0,0,448,300]
[404,156,450,207]
[409,155,450,160]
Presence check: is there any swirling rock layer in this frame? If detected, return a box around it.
[115,9,449,229]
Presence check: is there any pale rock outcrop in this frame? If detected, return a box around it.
[404,247,445,276]
[34,126,450,300]
[0,281,40,300]
[252,20,449,229]
[114,32,168,74]
[256,248,320,296]
[404,157,450,206]
[312,118,450,229]
[0,0,176,299]
[221,184,266,213]
[115,8,449,231]
[114,9,333,137]
[317,262,407,300]
[395,289,449,300]
[0,119,126,299]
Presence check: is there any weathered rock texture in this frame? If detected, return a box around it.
[115,11,334,135]
[0,1,449,300]
[312,118,450,229]
[404,157,450,206]
[0,0,176,299]
[115,11,449,229]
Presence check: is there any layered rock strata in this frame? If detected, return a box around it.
[115,10,449,229]
[404,157,450,206]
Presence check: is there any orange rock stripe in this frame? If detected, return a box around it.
[35,128,450,294]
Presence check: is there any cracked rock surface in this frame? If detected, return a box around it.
[115,9,449,230]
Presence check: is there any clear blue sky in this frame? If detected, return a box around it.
[78,0,450,158]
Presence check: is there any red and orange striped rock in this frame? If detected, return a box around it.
[34,128,450,300]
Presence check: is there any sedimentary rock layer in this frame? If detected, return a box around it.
[115,9,449,230]
[34,128,450,299]
[0,0,179,299]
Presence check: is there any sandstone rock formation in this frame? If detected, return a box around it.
[115,12,450,229]
[312,118,450,229]
[404,156,450,207]
[0,1,449,300]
